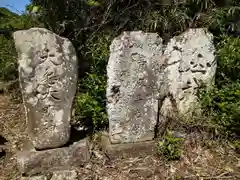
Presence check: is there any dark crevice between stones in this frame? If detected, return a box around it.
[60,126,88,147]
[46,173,54,180]
[0,81,4,94]
[22,172,53,179]
[0,135,8,159]
[154,94,167,139]
[111,85,120,103]
[111,85,120,94]
[154,93,178,139]
[162,35,171,46]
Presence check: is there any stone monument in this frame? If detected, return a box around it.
[14,28,89,176]
[104,28,217,156]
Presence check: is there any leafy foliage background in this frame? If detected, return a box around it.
[199,36,240,136]
[0,7,40,81]
[0,0,239,135]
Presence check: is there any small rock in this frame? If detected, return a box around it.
[20,175,47,180]
[172,131,186,138]
[50,170,78,180]
[92,150,104,159]
[85,164,92,169]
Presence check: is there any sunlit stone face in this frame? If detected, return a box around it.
[14,28,78,149]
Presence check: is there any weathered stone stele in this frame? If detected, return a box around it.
[107,31,165,144]
[161,28,217,116]
[13,28,78,150]
[107,28,217,144]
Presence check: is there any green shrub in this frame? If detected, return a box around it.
[0,37,18,81]
[199,36,240,136]
[74,73,108,130]
[74,92,108,130]
[73,33,113,131]
[199,83,240,134]
[216,36,240,83]
[83,32,113,74]
[0,7,40,82]
[157,130,184,161]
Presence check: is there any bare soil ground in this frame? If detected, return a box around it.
[0,94,240,180]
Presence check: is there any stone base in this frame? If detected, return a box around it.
[20,170,78,180]
[100,134,156,159]
[17,139,90,176]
